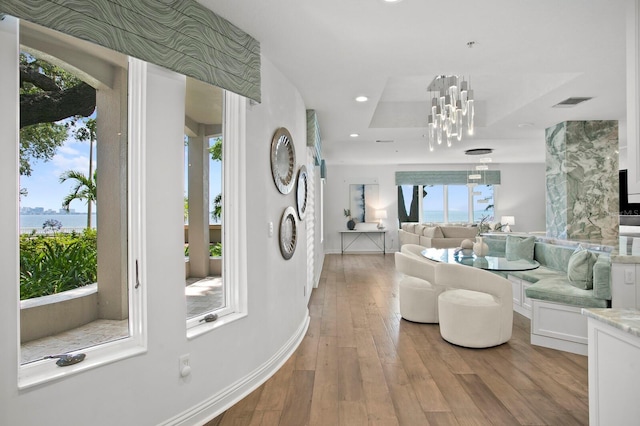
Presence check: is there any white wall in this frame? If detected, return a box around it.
[323,163,546,254]
[0,16,311,425]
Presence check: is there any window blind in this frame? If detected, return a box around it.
[395,170,501,186]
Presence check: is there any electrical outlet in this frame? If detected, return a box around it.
[625,268,635,284]
[179,353,191,377]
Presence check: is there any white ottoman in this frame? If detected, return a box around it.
[438,288,511,348]
[399,276,439,323]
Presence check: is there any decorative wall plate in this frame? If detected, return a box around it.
[279,206,297,260]
[270,127,296,194]
[296,165,308,220]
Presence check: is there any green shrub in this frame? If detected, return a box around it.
[184,242,222,257]
[210,242,222,257]
[20,229,97,300]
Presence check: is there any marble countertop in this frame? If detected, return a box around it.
[611,253,640,263]
[582,308,640,338]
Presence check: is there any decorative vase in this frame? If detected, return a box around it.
[473,236,489,257]
[347,219,356,230]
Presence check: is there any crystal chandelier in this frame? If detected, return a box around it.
[427,75,474,151]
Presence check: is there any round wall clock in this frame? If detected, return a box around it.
[279,206,297,260]
[270,127,296,194]
[296,165,308,220]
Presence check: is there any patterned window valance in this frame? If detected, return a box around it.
[306,110,322,166]
[395,170,501,186]
[1,0,261,102]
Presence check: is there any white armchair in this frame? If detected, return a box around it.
[394,251,444,323]
[436,262,513,348]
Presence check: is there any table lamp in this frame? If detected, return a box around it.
[375,209,387,229]
[501,215,515,232]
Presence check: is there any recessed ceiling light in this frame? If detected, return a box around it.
[518,122,535,128]
[384,0,403,3]
[355,96,368,102]
[350,133,359,138]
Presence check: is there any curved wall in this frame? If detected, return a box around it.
[0,16,311,425]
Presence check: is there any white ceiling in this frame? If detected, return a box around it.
[202,0,627,166]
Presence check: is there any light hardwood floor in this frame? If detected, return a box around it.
[207,254,588,425]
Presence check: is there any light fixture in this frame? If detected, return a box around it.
[468,157,491,185]
[501,216,515,232]
[375,209,387,229]
[426,75,475,151]
[350,133,359,138]
[355,96,368,102]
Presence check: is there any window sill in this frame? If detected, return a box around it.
[186,311,247,340]
[18,337,146,390]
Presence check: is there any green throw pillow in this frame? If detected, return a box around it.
[505,235,535,261]
[567,246,597,290]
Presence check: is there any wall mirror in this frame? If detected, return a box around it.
[270,127,296,194]
[349,183,379,223]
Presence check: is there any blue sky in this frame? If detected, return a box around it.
[20,133,94,212]
[20,128,222,214]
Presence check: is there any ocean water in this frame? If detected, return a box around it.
[20,214,97,233]
[423,210,493,223]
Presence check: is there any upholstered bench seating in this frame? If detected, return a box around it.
[484,235,612,355]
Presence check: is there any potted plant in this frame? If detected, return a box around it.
[344,209,356,230]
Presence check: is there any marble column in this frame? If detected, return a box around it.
[545,121,619,244]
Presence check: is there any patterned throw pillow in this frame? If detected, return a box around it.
[505,235,535,261]
[567,245,597,290]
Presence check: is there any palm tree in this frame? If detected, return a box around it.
[60,169,97,228]
[73,118,96,227]
[212,194,222,222]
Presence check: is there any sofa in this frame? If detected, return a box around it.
[399,223,478,249]
[485,235,612,355]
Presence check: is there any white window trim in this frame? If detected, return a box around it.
[18,57,149,389]
[416,184,495,224]
[186,90,248,338]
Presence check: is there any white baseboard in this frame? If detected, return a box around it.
[531,333,587,356]
[160,311,310,426]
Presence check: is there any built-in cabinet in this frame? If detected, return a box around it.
[585,310,640,425]
[507,274,532,318]
[627,0,640,201]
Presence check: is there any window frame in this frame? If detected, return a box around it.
[186,90,247,338]
[18,57,148,389]
[414,183,495,224]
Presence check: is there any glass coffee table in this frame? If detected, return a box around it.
[421,248,540,272]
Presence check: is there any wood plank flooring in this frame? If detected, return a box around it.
[207,254,588,425]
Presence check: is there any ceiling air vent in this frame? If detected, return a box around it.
[375,139,394,143]
[552,97,592,108]
[465,148,493,156]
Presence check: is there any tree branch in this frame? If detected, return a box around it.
[20,63,60,91]
[20,82,96,128]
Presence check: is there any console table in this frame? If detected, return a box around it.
[340,229,386,254]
